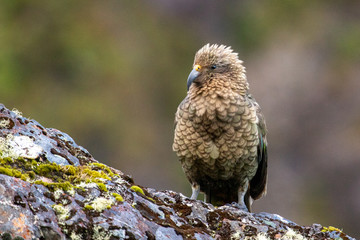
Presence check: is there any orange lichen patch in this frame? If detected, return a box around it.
[274,233,282,239]
[14,177,31,188]
[12,213,32,239]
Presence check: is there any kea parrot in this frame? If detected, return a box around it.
[173,44,268,212]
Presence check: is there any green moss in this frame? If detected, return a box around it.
[82,168,111,181]
[0,157,13,164]
[89,162,116,177]
[34,163,61,177]
[0,165,29,181]
[84,204,94,210]
[22,159,36,170]
[130,185,155,202]
[34,180,74,192]
[63,165,77,175]
[28,171,36,179]
[321,226,342,233]
[130,185,145,195]
[0,156,126,209]
[0,165,15,176]
[96,183,108,192]
[12,169,22,178]
[0,156,116,186]
[112,193,124,202]
[20,173,29,181]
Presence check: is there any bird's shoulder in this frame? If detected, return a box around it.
[246,94,267,133]
[174,96,192,125]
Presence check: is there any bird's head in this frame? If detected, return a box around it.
[187,44,246,91]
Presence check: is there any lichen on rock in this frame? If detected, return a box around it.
[0,104,356,240]
[0,135,43,160]
[52,204,71,222]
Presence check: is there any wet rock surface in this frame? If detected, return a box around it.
[0,104,355,240]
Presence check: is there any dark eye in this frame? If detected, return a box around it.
[211,65,217,69]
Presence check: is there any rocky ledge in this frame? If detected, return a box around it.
[0,104,355,240]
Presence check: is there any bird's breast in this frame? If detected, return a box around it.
[174,95,259,181]
[188,94,258,153]
[191,92,250,122]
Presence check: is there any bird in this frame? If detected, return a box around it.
[172,44,267,212]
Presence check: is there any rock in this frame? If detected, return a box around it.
[0,104,355,240]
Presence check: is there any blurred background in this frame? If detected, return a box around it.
[1,0,359,237]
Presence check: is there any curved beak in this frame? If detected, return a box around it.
[187,68,200,90]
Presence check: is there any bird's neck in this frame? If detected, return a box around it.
[189,77,248,100]
[187,80,248,119]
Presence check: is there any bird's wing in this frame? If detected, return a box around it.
[174,97,188,129]
[248,94,268,200]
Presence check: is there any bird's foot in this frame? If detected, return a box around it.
[190,184,200,200]
[225,202,249,212]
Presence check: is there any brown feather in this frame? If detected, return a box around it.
[173,44,268,211]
